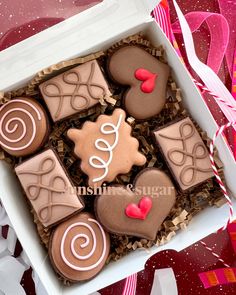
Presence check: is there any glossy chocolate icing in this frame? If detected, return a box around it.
[108,46,170,120]
[49,212,110,282]
[95,168,176,240]
[0,97,49,157]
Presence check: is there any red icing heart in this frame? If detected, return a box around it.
[135,68,158,93]
[125,196,152,220]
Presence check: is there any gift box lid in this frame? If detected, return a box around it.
[0,0,158,91]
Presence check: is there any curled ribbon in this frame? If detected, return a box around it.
[155,1,236,159]
[172,0,236,132]
[172,11,229,75]
[154,1,236,291]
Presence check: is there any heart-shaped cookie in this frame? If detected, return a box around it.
[107,46,170,120]
[95,168,176,240]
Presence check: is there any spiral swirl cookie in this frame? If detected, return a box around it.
[0,97,49,157]
[49,212,110,282]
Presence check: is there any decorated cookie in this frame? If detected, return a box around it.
[154,117,214,191]
[0,97,49,157]
[95,168,176,240]
[40,60,112,122]
[67,108,146,187]
[49,212,110,282]
[15,149,84,227]
[107,46,170,120]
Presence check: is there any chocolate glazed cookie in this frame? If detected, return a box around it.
[0,97,49,157]
[49,212,110,282]
[107,46,170,120]
[95,168,176,240]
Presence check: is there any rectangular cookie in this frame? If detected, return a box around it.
[15,148,84,227]
[154,117,214,191]
[39,60,112,122]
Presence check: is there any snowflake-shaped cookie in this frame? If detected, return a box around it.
[67,108,146,187]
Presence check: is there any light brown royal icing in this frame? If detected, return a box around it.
[154,117,214,190]
[15,149,84,227]
[40,60,112,122]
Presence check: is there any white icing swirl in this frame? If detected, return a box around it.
[0,99,41,151]
[89,113,123,183]
[60,218,107,271]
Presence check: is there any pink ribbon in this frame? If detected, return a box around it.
[122,268,178,295]
[172,11,229,75]
[122,273,137,295]
[231,49,236,99]
[174,0,236,121]
[171,0,236,163]
[218,0,236,79]
[171,1,236,159]
[171,0,236,80]
[122,2,236,293]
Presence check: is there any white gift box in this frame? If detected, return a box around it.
[0,1,236,294]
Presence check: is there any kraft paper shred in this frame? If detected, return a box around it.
[1,34,227,271]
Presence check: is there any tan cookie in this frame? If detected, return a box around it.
[40,60,112,122]
[67,108,146,187]
[15,149,84,228]
[154,117,214,190]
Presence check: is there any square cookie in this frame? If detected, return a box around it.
[15,149,84,227]
[154,117,214,191]
[39,60,112,122]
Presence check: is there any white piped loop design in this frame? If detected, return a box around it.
[89,113,123,183]
[60,218,107,271]
[0,99,42,151]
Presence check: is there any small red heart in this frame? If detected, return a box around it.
[125,196,152,220]
[135,68,158,93]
